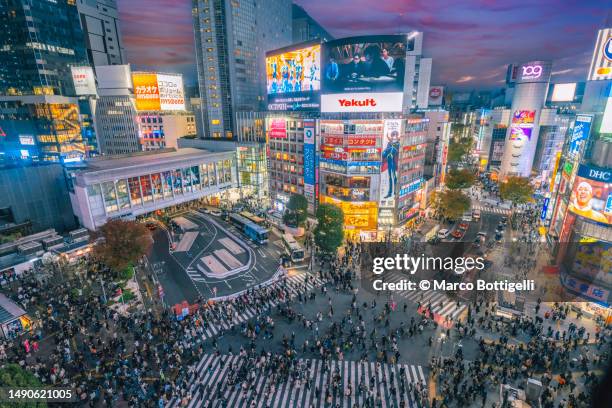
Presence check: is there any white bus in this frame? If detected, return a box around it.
[282,233,305,262]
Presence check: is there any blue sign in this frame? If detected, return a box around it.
[541,197,550,220]
[577,163,611,182]
[568,116,592,157]
[398,179,422,198]
[605,37,612,61]
[303,143,315,185]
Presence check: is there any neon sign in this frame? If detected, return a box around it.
[521,65,542,80]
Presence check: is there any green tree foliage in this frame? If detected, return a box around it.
[445,168,476,190]
[499,176,534,206]
[92,219,152,274]
[283,194,309,227]
[434,190,471,220]
[314,203,344,254]
[0,364,46,407]
[447,137,473,163]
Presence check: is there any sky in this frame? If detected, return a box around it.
[117,0,610,90]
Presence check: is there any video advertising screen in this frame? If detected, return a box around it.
[568,165,612,225]
[266,43,321,111]
[322,35,411,94]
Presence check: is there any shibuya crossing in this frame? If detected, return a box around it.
[0,2,610,408]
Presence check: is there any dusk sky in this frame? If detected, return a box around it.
[117,0,610,90]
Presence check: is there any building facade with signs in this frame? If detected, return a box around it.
[69,148,237,230]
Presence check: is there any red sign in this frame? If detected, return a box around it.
[269,119,287,139]
[324,136,343,145]
[322,151,348,160]
[348,136,377,146]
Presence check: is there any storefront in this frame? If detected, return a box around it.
[0,294,33,339]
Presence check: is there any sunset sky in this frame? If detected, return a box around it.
[117,0,610,89]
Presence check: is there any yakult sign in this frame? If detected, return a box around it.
[321,92,403,113]
[516,60,551,84]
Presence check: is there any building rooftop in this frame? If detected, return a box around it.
[0,293,27,324]
[81,148,223,173]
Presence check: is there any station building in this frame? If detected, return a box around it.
[69,148,238,230]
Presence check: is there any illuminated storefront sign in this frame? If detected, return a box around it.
[132,72,185,111]
[398,179,422,198]
[303,119,316,192]
[321,195,378,230]
[268,118,287,139]
[321,92,403,113]
[348,135,377,146]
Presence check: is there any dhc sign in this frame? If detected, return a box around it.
[577,164,611,182]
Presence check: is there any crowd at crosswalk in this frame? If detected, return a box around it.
[170,352,427,408]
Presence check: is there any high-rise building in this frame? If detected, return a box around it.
[0,0,88,97]
[292,4,333,43]
[94,65,141,155]
[192,0,292,139]
[499,60,553,179]
[75,0,126,68]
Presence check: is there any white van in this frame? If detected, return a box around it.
[437,228,450,239]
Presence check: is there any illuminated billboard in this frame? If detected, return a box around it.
[320,35,411,112]
[428,86,444,106]
[266,43,321,111]
[71,66,96,95]
[321,195,378,231]
[516,61,552,84]
[587,28,612,81]
[132,72,185,111]
[568,164,611,225]
[379,119,402,208]
[512,110,535,124]
[568,115,593,158]
[551,83,577,102]
[268,118,287,139]
[509,125,533,141]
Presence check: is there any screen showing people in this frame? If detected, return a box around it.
[323,35,409,93]
[266,44,320,95]
[568,176,611,225]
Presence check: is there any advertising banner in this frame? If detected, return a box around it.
[491,140,505,162]
[551,83,576,102]
[303,119,316,188]
[516,61,552,84]
[266,43,321,111]
[428,86,444,106]
[510,124,533,141]
[133,73,161,111]
[321,196,378,230]
[71,66,96,95]
[512,110,535,124]
[157,74,185,111]
[321,92,403,113]
[587,28,612,81]
[348,135,377,146]
[268,118,287,139]
[568,164,611,225]
[379,119,402,207]
[568,115,593,158]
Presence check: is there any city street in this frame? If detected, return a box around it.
[147,210,285,305]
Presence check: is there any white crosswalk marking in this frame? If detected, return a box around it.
[383,272,468,322]
[196,273,325,343]
[169,354,427,408]
[471,204,512,215]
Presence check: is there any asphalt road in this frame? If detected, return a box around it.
[146,210,285,305]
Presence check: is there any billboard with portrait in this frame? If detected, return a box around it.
[266,43,321,111]
[428,86,444,106]
[568,164,612,225]
[379,119,402,207]
[322,35,411,95]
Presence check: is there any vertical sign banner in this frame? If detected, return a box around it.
[133,73,161,111]
[587,28,612,81]
[71,66,96,95]
[541,197,550,220]
[379,119,402,207]
[568,115,593,158]
[157,74,185,110]
[428,86,444,106]
[303,119,316,205]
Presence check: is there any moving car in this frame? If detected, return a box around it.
[458,222,469,230]
[437,228,450,239]
[210,209,222,217]
[461,212,473,222]
[451,229,465,239]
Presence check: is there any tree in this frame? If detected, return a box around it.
[434,190,471,220]
[92,219,152,274]
[0,364,46,407]
[283,194,308,227]
[445,168,476,190]
[447,137,473,163]
[499,176,534,206]
[314,203,344,254]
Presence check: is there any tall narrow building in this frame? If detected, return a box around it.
[192,0,292,139]
[76,0,126,68]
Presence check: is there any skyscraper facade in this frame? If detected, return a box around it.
[76,0,126,68]
[192,0,292,139]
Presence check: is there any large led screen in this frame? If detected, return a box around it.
[266,43,321,111]
[322,35,411,94]
[568,164,611,225]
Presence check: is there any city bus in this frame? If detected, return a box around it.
[282,233,305,262]
[240,211,266,226]
[229,213,269,245]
